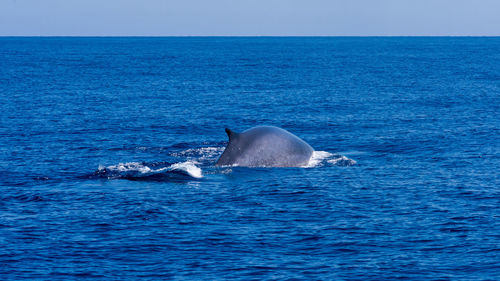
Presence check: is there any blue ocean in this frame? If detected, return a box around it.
[1,37,499,280]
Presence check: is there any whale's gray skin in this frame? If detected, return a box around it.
[216,126,314,167]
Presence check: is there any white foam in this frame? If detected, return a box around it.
[328,155,357,166]
[100,161,203,179]
[303,151,357,167]
[168,161,203,178]
[103,162,152,174]
[303,151,334,168]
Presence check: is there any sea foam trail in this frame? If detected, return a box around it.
[169,161,203,178]
[176,146,356,168]
[97,161,203,179]
[92,147,353,181]
[304,151,357,168]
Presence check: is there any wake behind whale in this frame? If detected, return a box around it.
[88,126,356,181]
[89,161,203,180]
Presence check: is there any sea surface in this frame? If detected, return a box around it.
[0,37,499,280]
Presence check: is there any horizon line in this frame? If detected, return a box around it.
[1,35,500,38]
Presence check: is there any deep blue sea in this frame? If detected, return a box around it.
[1,37,499,280]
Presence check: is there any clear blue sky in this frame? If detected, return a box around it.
[1,0,499,36]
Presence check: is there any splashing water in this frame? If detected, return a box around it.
[94,161,203,179]
[91,146,354,181]
[304,151,357,168]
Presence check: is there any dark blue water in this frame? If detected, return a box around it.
[1,37,499,280]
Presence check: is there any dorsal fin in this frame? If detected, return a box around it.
[225,128,238,141]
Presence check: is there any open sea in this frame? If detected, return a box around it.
[0,37,499,280]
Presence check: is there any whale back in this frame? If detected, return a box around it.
[216,126,314,167]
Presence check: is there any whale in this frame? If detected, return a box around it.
[216,126,314,167]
